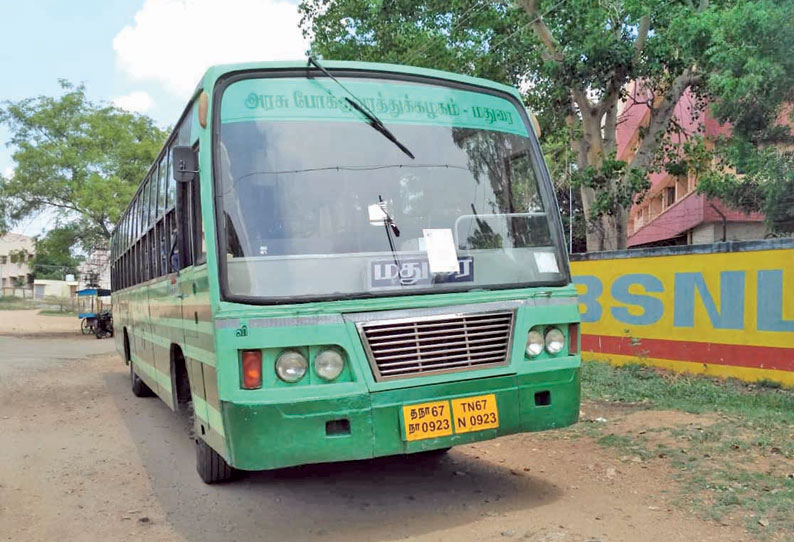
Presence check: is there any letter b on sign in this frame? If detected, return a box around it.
[574,275,602,323]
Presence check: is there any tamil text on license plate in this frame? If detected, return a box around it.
[402,394,499,441]
[402,400,453,441]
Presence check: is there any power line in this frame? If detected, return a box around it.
[403,0,568,78]
[402,1,494,66]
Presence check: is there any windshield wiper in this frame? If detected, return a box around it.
[342,99,415,159]
[378,195,400,238]
[307,56,415,160]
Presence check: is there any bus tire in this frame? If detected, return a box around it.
[195,437,234,484]
[130,362,154,397]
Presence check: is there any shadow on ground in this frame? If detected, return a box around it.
[104,370,562,542]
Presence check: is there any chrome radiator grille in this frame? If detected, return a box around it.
[358,311,515,380]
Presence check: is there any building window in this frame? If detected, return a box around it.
[665,186,675,207]
[676,176,688,199]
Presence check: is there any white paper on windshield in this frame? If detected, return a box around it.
[422,229,459,273]
[368,203,387,224]
[534,252,560,274]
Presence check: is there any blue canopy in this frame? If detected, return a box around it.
[76,288,112,297]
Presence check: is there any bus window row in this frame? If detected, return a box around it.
[110,107,199,291]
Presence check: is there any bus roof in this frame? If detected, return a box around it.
[199,60,522,101]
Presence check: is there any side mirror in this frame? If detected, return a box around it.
[172,146,198,182]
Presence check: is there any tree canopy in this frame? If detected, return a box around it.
[30,225,84,280]
[301,0,794,249]
[0,81,168,248]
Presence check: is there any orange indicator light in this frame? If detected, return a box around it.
[241,350,262,389]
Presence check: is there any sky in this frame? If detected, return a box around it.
[0,0,309,237]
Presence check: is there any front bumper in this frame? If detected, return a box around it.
[222,364,580,471]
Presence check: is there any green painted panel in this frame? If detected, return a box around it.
[222,78,528,136]
[183,344,216,367]
[221,367,579,471]
[202,60,523,106]
[213,298,580,403]
[201,364,225,441]
[131,352,172,397]
[215,286,578,320]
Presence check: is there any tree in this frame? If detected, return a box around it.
[301,0,794,250]
[0,81,167,246]
[31,226,84,280]
[697,145,794,235]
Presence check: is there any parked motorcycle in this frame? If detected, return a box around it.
[94,310,114,339]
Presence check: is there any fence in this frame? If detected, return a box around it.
[570,238,794,387]
[0,286,33,298]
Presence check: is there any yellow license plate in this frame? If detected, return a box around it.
[451,394,499,434]
[402,400,453,441]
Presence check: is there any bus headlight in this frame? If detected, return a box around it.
[276,351,308,383]
[314,349,344,381]
[526,329,544,357]
[545,328,565,355]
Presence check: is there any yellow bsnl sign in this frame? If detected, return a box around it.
[570,248,794,349]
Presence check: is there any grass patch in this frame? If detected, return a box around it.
[583,361,794,445]
[580,360,794,540]
[38,309,79,317]
[0,296,39,310]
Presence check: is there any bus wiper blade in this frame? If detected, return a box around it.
[343,98,415,159]
[307,56,415,160]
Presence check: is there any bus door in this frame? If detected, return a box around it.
[175,146,211,425]
[137,179,159,397]
[150,156,178,401]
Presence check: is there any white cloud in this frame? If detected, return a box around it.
[113,0,308,97]
[3,166,13,179]
[113,91,155,112]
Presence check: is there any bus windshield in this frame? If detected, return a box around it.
[216,76,566,301]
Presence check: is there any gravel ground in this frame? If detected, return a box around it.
[0,311,748,542]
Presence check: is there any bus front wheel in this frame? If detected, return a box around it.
[195,437,234,484]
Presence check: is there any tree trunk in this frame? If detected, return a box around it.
[577,108,630,252]
[520,0,690,254]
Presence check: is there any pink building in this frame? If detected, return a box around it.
[617,83,767,247]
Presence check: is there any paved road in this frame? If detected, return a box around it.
[0,334,745,542]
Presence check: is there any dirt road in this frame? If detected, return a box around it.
[0,309,80,336]
[0,316,748,542]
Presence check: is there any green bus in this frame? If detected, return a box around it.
[110,60,581,484]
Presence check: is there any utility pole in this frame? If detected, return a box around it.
[565,133,574,254]
[569,179,573,254]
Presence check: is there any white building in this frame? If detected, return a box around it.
[0,233,34,295]
[33,278,79,300]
